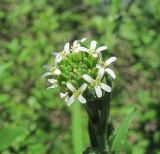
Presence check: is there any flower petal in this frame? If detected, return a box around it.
[83,74,94,84]
[73,40,78,47]
[78,94,86,104]
[104,57,117,66]
[64,42,70,52]
[97,68,105,80]
[54,69,61,75]
[95,86,102,97]
[79,83,87,93]
[90,41,97,50]
[66,95,75,105]
[67,83,76,92]
[48,79,57,84]
[80,38,87,42]
[60,92,68,98]
[47,84,58,89]
[105,68,116,79]
[79,47,88,52]
[96,46,108,53]
[100,83,111,92]
[56,55,62,63]
[41,72,52,78]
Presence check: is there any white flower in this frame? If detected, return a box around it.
[60,92,69,102]
[65,83,87,105]
[83,69,111,98]
[42,65,61,78]
[47,79,58,89]
[96,57,117,79]
[72,38,87,53]
[80,40,108,58]
[56,42,70,63]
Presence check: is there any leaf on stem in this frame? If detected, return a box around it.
[111,107,137,154]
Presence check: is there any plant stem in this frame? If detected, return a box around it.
[84,104,99,148]
[84,78,112,153]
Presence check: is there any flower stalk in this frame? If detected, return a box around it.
[83,78,112,154]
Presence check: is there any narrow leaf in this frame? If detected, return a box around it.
[111,107,137,153]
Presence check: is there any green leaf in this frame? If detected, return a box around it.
[0,125,27,151]
[111,107,137,154]
[71,101,83,154]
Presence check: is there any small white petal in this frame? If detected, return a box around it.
[83,74,94,84]
[80,38,87,42]
[42,72,52,78]
[64,42,70,52]
[56,55,62,63]
[78,95,86,104]
[95,86,102,97]
[90,41,97,50]
[48,79,57,84]
[79,83,87,93]
[96,46,108,53]
[66,95,75,105]
[100,83,111,92]
[54,69,61,75]
[60,92,68,98]
[97,68,105,80]
[79,47,88,52]
[47,84,58,89]
[67,83,76,92]
[73,40,78,47]
[104,57,117,66]
[105,68,116,79]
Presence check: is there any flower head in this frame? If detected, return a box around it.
[47,79,58,89]
[96,57,117,79]
[83,69,111,97]
[65,83,87,105]
[71,38,87,53]
[81,40,108,58]
[42,65,61,78]
[44,38,116,105]
[60,92,69,102]
[56,42,70,63]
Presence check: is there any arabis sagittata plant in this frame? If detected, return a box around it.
[44,38,119,154]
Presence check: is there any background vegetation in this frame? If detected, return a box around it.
[0,0,160,153]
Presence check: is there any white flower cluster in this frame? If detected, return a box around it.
[44,38,117,105]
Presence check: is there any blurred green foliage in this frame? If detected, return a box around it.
[0,0,160,153]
